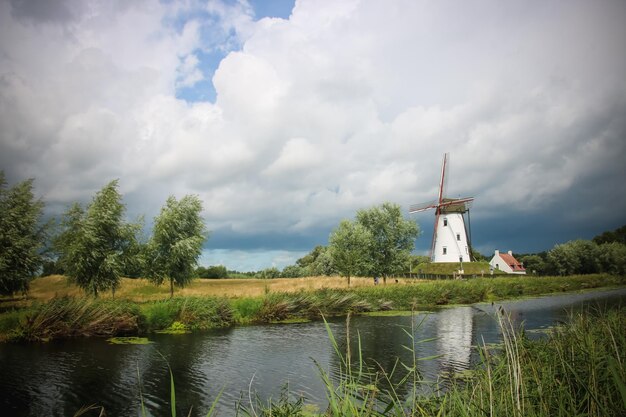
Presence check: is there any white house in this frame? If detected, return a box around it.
[489,250,526,275]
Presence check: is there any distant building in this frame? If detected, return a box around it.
[489,250,526,275]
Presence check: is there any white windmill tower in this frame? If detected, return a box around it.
[409,153,474,263]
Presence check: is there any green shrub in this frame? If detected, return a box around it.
[231,297,264,323]
[142,300,179,331]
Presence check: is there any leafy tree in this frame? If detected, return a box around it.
[329,220,372,286]
[258,266,281,279]
[568,240,600,274]
[547,243,580,275]
[295,245,335,276]
[308,247,335,276]
[197,265,228,279]
[592,225,626,245]
[598,242,626,275]
[146,195,206,297]
[296,246,325,269]
[0,173,46,295]
[546,239,601,275]
[281,264,306,278]
[118,219,147,278]
[52,202,85,275]
[517,254,547,275]
[356,202,419,283]
[61,180,128,297]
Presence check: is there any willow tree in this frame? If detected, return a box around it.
[0,173,45,295]
[62,180,127,297]
[329,220,372,286]
[356,202,419,283]
[146,195,206,297]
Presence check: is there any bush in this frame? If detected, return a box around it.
[142,300,179,331]
[197,265,228,279]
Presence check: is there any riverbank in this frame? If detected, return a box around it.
[0,274,624,342]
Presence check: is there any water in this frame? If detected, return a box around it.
[0,288,624,416]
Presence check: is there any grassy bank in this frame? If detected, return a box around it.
[0,274,624,342]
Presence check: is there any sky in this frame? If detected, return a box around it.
[1,0,625,272]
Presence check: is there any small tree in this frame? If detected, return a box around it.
[356,202,419,283]
[146,195,206,297]
[0,173,46,295]
[203,265,228,279]
[517,254,547,275]
[329,220,372,286]
[258,267,281,279]
[62,180,127,297]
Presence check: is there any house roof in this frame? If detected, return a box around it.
[499,253,525,271]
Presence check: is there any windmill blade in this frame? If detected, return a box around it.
[409,199,438,213]
[430,210,441,260]
[438,197,474,214]
[437,153,449,203]
[438,196,474,208]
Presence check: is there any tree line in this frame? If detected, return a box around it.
[517,225,626,276]
[0,174,206,297]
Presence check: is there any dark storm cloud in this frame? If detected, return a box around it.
[8,0,81,24]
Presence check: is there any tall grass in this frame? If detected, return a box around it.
[11,297,141,342]
[141,297,234,331]
[425,308,626,417]
[246,307,625,417]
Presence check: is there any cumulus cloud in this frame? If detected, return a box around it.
[1,0,625,269]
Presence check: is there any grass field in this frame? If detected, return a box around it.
[5,272,625,307]
[8,274,387,305]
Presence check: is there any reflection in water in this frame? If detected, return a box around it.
[0,288,624,416]
[436,307,473,374]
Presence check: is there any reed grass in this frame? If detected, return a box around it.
[245,307,625,417]
[11,297,140,342]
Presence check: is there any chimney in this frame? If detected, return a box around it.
[508,250,513,256]
[495,250,499,256]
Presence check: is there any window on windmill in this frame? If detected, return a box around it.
[443,218,448,226]
[456,233,460,241]
[465,246,469,254]
[443,247,447,255]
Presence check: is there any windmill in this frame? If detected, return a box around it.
[409,153,474,263]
